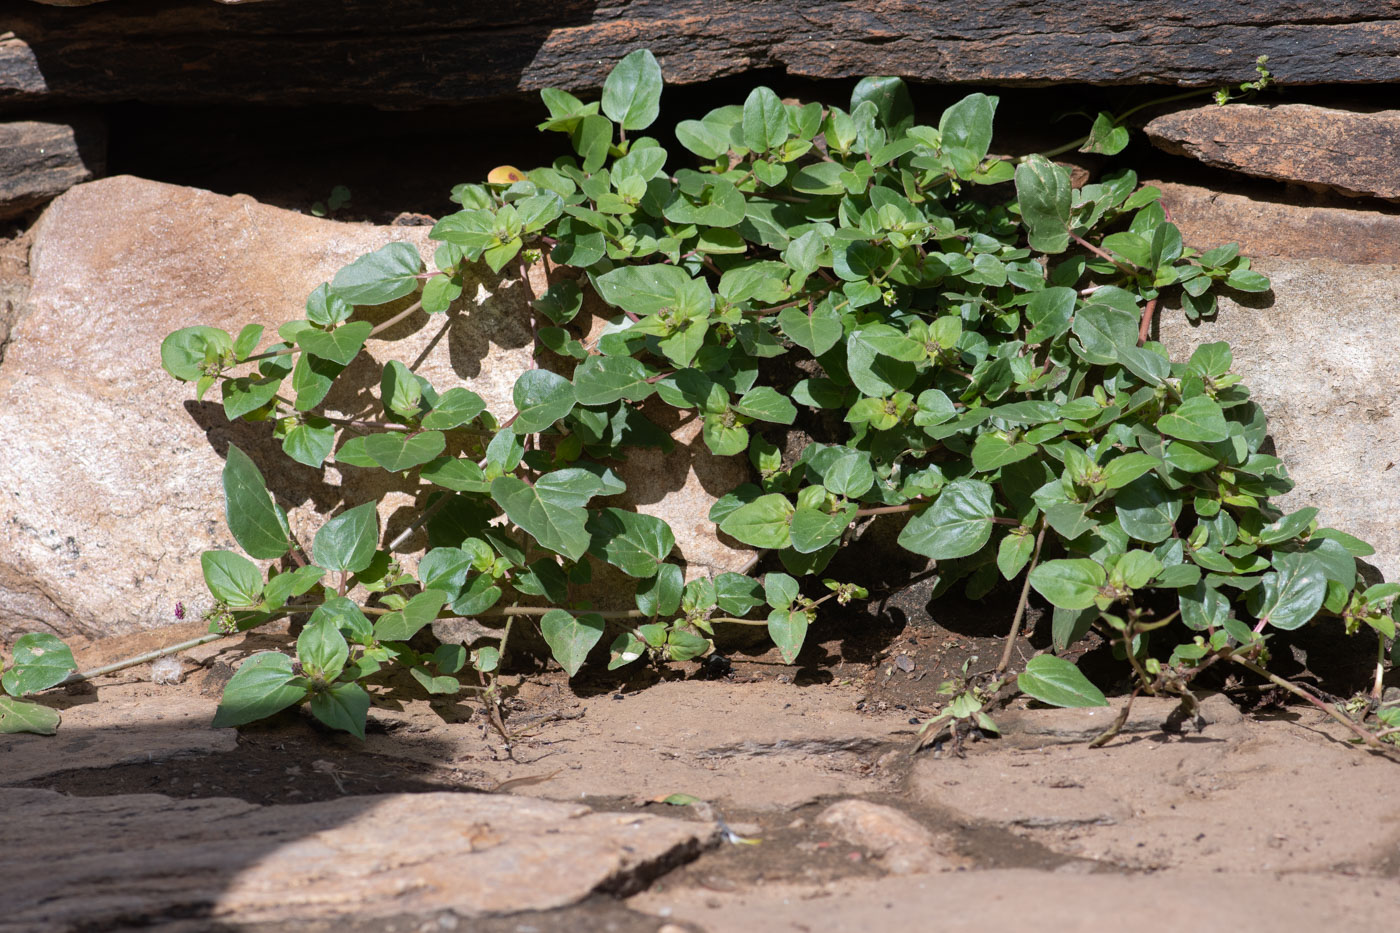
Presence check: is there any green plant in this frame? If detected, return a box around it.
[0,634,76,734]
[311,184,352,218]
[139,51,1396,741]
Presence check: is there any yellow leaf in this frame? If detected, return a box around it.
[488,165,527,184]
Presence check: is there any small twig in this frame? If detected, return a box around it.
[996,522,1047,673]
[52,632,230,689]
[1228,653,1400,755]
[1137,298,1158,346]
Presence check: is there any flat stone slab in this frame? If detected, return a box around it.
[1154,180,1400,266]
[0,116,105,218]
[1147,104,1400,200]
[0,692,234,785]
[0,787,716,932]
[993,694,1242,747]
[1158,257,1400,581]
[910,713,1400,873]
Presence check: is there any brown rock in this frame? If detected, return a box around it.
[1153,180,1400,264]
[3,2,1399,111]
[1158,258,1400,581]
[0,115,105,218]
[1,787,716,931]
[993,694,1243,748]
[815,799,966,874]
[1146,104,1400,201]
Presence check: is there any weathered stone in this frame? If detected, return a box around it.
[0,175,753,642]
[815,799,966,875]
[1158,258,1400,580]
[0,692,236,784]
[0,787,716,931]
[3,2,1399,112]
[1153,181,1400,265]
[1146,104,1400,201]
[0,115,105,218]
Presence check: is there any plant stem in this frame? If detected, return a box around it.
[52,632,230,689]
[1069,231,1140,271]
[996,522,1047,673]
[1227,653,1399,755]
[1137,298,1158,345]
[367,299,424,340]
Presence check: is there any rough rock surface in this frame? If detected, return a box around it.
[992,694,1243,747]
[1157,258,1400,580]
[910,712,1400,873]
[815,799,967,875]
[0,115,104,218]
[0,176,750,641]
[1154,180,1400,265]
[0,787,716,932]
[1146,104,1400,200]
[3,1,1398,111]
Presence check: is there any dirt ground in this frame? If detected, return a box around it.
[6,588,1400,933]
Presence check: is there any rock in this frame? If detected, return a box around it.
[815,799,966,874]
[993,694,1243,747]
[0,175,751,642]
[1146,104,1400,201]
[0,787,717,931]
[0,115,105,218]
[0,693,236,784]
[1157,258,1400,580]
[3,2,1399,111]
[1153,181,1400,265]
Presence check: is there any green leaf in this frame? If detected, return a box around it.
[897,479,995,560]
[764,571,800,609]
[313,502,380,573]
[1157,396,1230,443]
[637,563,685,616]
[572,355,657,408]
[541,609,605,677]
[601,49,663,131]
[1029,559,1106,610]
[938,92,996,161]
[1015,155,1072,253]
[491,475,593,561]
[595,264,710,317]
[297,616,348,680]
[1079,113,1129,155]
[282,417,337,468]
[1017,655,1108,708]
[608,632,648,669]
[220,375,281,421]
[997,532,1034,580]
[1024,287,1076,344]
[0,697,60,734]
[734,386,797,424]
[212,652,305,728]
[715,573,765,615]
[778,304,843,356]
[1100,453,1161,490]
[331,241,423,306]
[161,325,231,381]
[222,444,291,560]
[972,433,1036,471]
[374,589,448,642]
[820,449,875,498]
[1250,552,1327,631]
[363,431,446,472]
[719,494,794,549]
[742,86,788,152]
[1258,507,1319,545]
[768,609,810,664]
[0,633,77,696]
[1226,268,1271,292]
[853,76,915,132]
[790,505,855,554]
[201,550,263,607]
[1115,475,1182,544]
[587,508,676,577]
[309,682,370,739]
[1052,606,1097,651]
[291,353,345,411]
[422,387,486,431]
[512,369,576,434]
[298,321,372,366]
[262,564,325,611]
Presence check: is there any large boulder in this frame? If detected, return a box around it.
[0,176,751,641]
[1158,258,1400,580]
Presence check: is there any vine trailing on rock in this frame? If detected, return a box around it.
[6,51,1392,742]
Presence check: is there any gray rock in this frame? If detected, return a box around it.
[0,787,716,931]
[1158,258,1400,580]
[1147,104,1400,201]
[0,116,105,218]
[993,694,1243,747]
